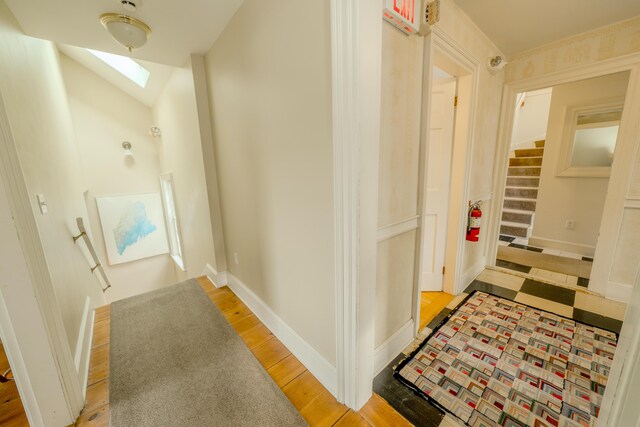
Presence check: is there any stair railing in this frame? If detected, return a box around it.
[72,217,111,292]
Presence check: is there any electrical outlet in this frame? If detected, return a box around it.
[234,252,239,265]
[565,220,575,230]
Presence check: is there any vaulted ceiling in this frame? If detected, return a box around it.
[5,0,244,66]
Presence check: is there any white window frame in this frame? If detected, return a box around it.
[160,173,185,271]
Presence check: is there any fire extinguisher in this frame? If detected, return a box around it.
[466,201,482,242]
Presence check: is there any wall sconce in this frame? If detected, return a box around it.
[122,141,134,158]
[149,126,162,138]
[487,55,507,74]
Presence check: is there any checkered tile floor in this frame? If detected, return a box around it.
[373,268,627,427]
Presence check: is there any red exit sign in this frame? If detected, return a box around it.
[384,0,422,35]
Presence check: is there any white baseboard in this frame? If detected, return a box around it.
[202,263,227,288]
[459,258,486,294]
[74,297,94,397]
[527,236,595,257]
[227,273,337,396]
[605,281,633,303]
[374,320,414,376]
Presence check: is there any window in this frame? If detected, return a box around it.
[86,49,150,88]
[557,99,624,178]
[160,173,185,271]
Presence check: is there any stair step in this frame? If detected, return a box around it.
[514,148,544,158]
[500,223,531,238]
[508,167,542,177]
[535,140,545,148]
[504,198,536,211]
[509,157,543,167]
[502,210,534,224]
[505,188,538,199]
[506,177,539,187]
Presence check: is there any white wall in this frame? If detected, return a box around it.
[60,54,178,303]
[153,60,216,282]
[510,88,552,149]
[530,73,629,255]
[376,23,423,347]
[203,0,335,365]
[0,4,104,357]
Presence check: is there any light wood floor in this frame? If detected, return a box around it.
[74,280,452,426]
[0,341,28,426]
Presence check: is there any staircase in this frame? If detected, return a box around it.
[500,140,545,238]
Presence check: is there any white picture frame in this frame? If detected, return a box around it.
[96,193,169,265]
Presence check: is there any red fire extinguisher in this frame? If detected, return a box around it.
[466,202,482,242]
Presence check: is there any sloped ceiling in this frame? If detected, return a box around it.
[5,0,244,66]
[453,0,640,55]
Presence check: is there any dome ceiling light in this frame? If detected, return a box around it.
[100,13,151,52]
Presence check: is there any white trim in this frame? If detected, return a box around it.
[0,89,82,424]
[377,216,419,242]
[527,236,595,257]
[373,320,414,376]
[227,273,337,395]
[605,281,633,303]
[0,295,43,427]
[461,259,486,290]
[624,198,640,209]
[330,0,381,410]
[597,267,640,426]
[74,297,94,397]
[202,263,227,288]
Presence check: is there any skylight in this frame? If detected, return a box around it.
[87,49,150,88]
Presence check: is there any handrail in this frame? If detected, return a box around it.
[72,217,111,292]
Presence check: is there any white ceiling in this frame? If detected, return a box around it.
[5,0,244,66]
[57,44,174,107]
[453,0,640,55]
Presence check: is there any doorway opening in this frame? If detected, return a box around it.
[415,47,476,333]
[494,71,631,290]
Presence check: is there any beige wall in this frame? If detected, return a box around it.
[203,0,335,364]
[153,61,217,283]
[510,89,552,149]
[375,0,505,346]
[0,4,104,355]
[530,73,629,254]
[60,54,178,303]
[376,23,423,347]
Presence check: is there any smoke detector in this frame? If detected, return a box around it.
[118,0,141,12]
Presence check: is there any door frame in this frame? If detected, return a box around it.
[413,27,480,335]
[486,54,640,302]
[0,90,84,424]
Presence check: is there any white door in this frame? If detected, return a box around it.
[421,78,457,291]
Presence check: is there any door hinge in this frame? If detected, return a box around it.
[454,96,458,107]
[442,266,446,275]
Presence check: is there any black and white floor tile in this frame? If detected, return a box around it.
[374,268,627,427]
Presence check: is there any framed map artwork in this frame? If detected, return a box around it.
[96,193,169,265]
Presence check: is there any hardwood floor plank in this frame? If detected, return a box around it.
[419,292,454,330]
[281,370,326,411]
[91,318,110,348]
[250,336,291,369]
[94,305,110,324]
[359,394,413,427]
[87,344,109,386]
[299,388,348,426]
[75,404,109,427]
[84,379,109,413]
[230,313,264,335]
[333,410,371,426]
[238,323,274,349]
[2,413,30,427]
[221,302,254,325]
[266,354,307,388]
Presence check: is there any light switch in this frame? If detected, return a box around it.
[36,193,48,214]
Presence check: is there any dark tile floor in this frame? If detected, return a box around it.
[374,269,627,426]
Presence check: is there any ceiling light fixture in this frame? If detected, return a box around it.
[100,13,151,52]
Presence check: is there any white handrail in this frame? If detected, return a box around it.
[72,217,111,292]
